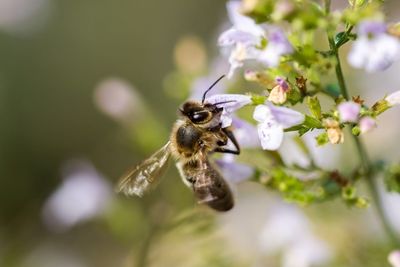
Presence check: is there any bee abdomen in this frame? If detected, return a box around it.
[179,160,234,212]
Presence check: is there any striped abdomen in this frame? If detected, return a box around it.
[177,159,233,212]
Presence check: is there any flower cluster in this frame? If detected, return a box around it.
[167,0,400,262]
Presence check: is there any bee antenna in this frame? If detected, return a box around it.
[201,75,226,104]
[213,100,237,106]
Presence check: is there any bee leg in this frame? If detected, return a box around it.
[214,147,240,155]
[214,131,240,154]
[222,127,240,154]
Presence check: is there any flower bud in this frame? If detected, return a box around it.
[386,90,400,106]
[372,99,390,115]
[268,77,290,104]
[337,101,360,123]
[323,118,344,144]
[359,116,376,134]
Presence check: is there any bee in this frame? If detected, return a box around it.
[116,75,240,211]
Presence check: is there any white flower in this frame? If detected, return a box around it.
[206,94,252,128]
[386,90,400,106]
[348,20,400,72]
[259,27,293,67]
[337,101,361,123]
[253,103,304,150]
[42,160,112,232]
[218,1,292,78]
[389,250,400,267]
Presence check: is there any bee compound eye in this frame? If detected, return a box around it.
[190,111,209,123]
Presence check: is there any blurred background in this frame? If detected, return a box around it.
[1,0,400,267]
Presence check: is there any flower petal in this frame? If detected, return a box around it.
[386,90,400,106]
[232,117,260,148]
[268,103,304,128]
[216,154,254,183]
[226,1,265,37]
[206,94,252,113]
[257,120,284,150]
[337,101,361,123]
[218,28,259,47]
[206,94,251,127]
[253,104,273,123]
[359,116,376,134]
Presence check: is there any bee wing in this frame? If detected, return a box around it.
[116,142,171,197]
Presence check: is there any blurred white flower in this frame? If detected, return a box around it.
[348,20,400,72]
[282,237,332,267]
[259,205,332,267]
[206,94,252,128]
[359,116,376,134]
[389,250,400,267]
[42,160,112,232]
[337,101,361,123]
[0,0,51,35]
[259,27,293,67]
[253,103,304,150]
[94,77,142,123]
[386,90,400,106]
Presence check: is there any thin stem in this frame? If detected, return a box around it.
[324,0,400,247]
[136,227,155,267]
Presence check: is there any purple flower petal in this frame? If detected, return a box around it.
[267,102,304,128]
[348,20,400,72]
[226,1,265,37]
[232,117,260,148]
[216,154,254,183]
[218,28,259,47]
[206,94,252,113]
[357,20,386,36]
[206,94,252,127]
[259,27,293,67]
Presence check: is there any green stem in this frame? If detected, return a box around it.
[324,0,400,247]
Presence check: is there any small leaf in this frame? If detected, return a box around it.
[306,96,322,119]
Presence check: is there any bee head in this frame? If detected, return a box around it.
[179,101,222,124]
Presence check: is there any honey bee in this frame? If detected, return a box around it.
[116,75,240,211]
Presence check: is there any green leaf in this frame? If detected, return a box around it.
[304,115,323,128]
[306,96,322,119]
